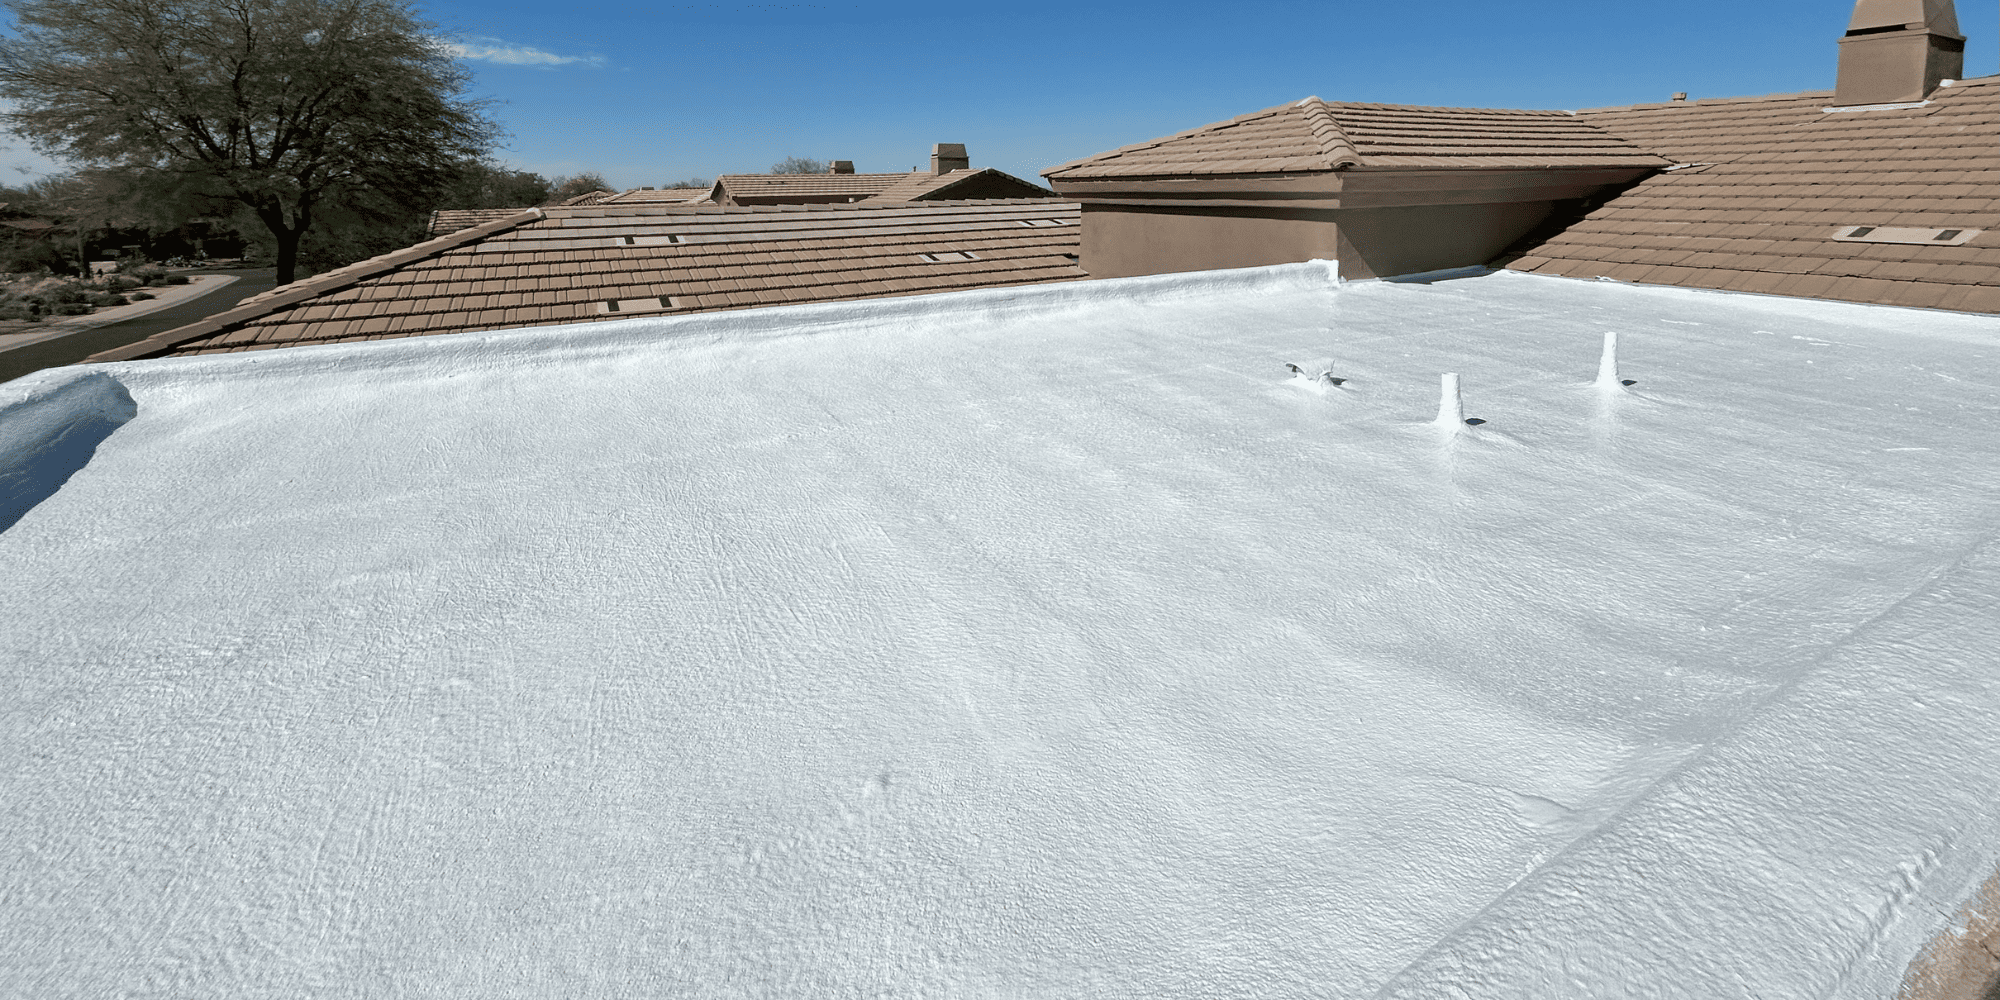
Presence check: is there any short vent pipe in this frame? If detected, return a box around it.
[1435,373,1463,428]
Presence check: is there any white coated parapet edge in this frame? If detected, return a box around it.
[94,259,1346,392]
[0,367,137,530]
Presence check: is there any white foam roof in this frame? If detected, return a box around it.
[4,264,1999,997]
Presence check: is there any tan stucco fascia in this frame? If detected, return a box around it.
[1051,166,1657,211]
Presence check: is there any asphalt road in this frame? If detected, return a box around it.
[0,267,279,385]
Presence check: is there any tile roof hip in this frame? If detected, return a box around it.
[1044,96,1670,179]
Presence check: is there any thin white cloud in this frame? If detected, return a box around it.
[439,37,606,68]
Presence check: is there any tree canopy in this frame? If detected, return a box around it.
[0,0,500,284]
[545,171,610,204]
[770,156,826,175]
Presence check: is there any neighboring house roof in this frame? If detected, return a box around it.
[1501,76,2000,313]
[864,167,1055,203]
[429,190,716,236]
[711,172,908,204]
[711,169,1056,207]
[1043,96,1670,179]
[92,200,1086,360]
[426,208,526,237]
[1,218,58,232]
[599,187,714,205]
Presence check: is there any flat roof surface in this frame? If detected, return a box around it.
[4,265,1999,997]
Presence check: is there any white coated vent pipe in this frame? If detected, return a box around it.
[1435,373,1463,428]
[1598,331,1621,387]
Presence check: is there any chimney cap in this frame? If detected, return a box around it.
[929,142,970,176]
[1671,92,1688,101]
[1845,0,1961,37]
[828,160,855,174]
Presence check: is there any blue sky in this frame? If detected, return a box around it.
[4,0,1996,188]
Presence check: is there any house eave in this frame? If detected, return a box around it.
[1050,165,1660,212]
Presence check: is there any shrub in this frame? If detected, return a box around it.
[166,275,188,285]
[4,243,77,276]
[86,292,128,307]
[130,291,155,300]
[120,263,169,285]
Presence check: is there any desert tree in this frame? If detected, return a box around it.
[436,159,551,210]
[769,156,825,175]
[0,0,500,284]
[544,171,609,204]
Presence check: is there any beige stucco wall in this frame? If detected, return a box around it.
[1079,200,1557,281]
[1334,201,1559,280]
[1079,206,1343,280]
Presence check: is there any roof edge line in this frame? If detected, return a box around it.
[87,208,546,364]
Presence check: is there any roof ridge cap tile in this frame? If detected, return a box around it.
[1293,96,1364,168]
[874,167,1058,202]
[88,207,545,364]
[716,172,910,181]
[1043,99,1302,177]
[1575,88,1836,114]
[1306,98,1564,116]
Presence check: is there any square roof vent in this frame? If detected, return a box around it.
[1832,225,1980,246]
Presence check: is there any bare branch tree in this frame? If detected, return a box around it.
[769,156,826,175]
[0,0,500,284]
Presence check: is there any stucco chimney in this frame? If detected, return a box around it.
[1834,0,1964,105]
[828,160,855,174]
[930,143,969,175]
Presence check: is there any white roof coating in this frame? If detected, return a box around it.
[3,264,1999,998]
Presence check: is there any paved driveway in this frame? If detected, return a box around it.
[0,268,278,386]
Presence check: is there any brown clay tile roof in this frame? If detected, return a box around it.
[1502,76,2000,313]
[426,208,530,237]
[1044,96,1669,179]
[712,173,908,204]
[92,200,1086,361]
[598,187,714,205]
[864,167,1057,202]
